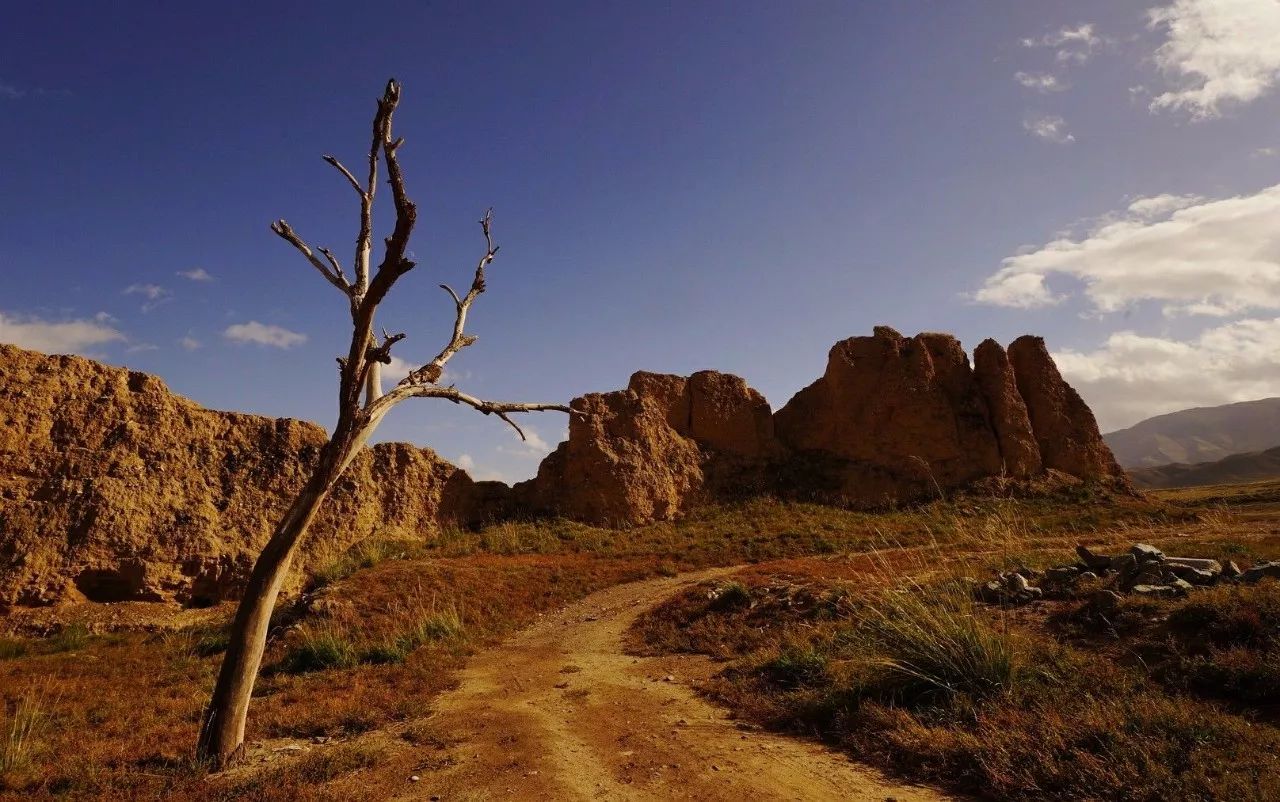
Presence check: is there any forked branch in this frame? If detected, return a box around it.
[403,210,498,386]
[270,220,350,294]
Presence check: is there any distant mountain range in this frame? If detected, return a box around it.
[1104,397,1280,469]
[1127,445,1280,490]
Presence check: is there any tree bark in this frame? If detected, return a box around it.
[196,428,364,767]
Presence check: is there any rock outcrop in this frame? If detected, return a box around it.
[1007,335,1124,481]
[773,328,1005,504]
[973,339,1042,478]
[769,328,1124,506]
[0,344,484,608]
[516,370,778,524]
[525,327,1128,524]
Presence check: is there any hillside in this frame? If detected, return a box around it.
[1129,444,1280,489]
[1104,397,1280,468]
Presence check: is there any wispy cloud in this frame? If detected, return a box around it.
[1022,113,1075,143]
[178,335,203,351]
[223,321,307,349]
[123,283,172,312]
[1148,0,1280,118]
[0,311,125,354]
[1014,71,1068,92]
[1021,23,1103,64]
[177,268,214,282]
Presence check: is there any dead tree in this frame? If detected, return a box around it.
[196,79,571,769]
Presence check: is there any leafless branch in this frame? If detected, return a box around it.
[270,220,350,294]
[365,328,406,365]
[385,384,573,440]
[366,83,418,304]
[401,210,498,386]
[322,155,364,198]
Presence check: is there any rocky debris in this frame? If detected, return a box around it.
[1242,561,1280,584]
[975,571,1043,604]
[977,542,1280,606]
[0,344,489,608]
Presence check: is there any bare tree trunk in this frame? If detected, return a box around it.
[196,432,360,766]
[196,80,573,770]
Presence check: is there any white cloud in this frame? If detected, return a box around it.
[0,311,125,354]
[383,355,415,384]
[178,335,202,351]
[123,283,172,312]
[1125,193,1204,218]
[1021,23,1103,64]
[1022,113,1075,143]
[0,83,22,100]
[177,268,214,282]
[1014,71,1068,92]
[1255,146,1279,156]
[455,453,508,483]
[223,321,307,349]
[1057,317,1280,430]
[976,183,1280,315]
[1149,0,1280,118]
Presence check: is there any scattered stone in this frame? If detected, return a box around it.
[1130,544,1165,564]
[409,775,420,782]
[1088,589,1123,614]
[1167,564,1217,585]
[1132,584,1179,598]
[1165,557,1222,573]
[1045,566,1080,583]
[1241,561,1280,584]
[1078,571,1098,581]
[1003,573,1031,593]
[1223,560,1242,579]
[1076,545,1112,571]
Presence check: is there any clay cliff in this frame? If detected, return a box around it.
[522,328,1127,523]
[0,344,485,608]
[0,328,1127,606]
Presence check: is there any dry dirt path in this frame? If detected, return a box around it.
[395,568,952,802]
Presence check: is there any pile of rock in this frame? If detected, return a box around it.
[976,543,1280,605]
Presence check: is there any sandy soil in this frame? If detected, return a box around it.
[392,568,952,801]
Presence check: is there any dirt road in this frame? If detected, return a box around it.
[397,569,951,801]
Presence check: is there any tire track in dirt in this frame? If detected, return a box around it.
[396,568,952,801]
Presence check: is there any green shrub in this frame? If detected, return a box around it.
[0,687,48,774]
[279,625,360,673]
[0,639,28,661]
[857,580,1026,703]
[47,624,90,653]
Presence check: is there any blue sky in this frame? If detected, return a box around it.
[4,1,1280,481]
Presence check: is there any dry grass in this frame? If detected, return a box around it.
[0,490,1230,800]
[631,520,1280,801]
